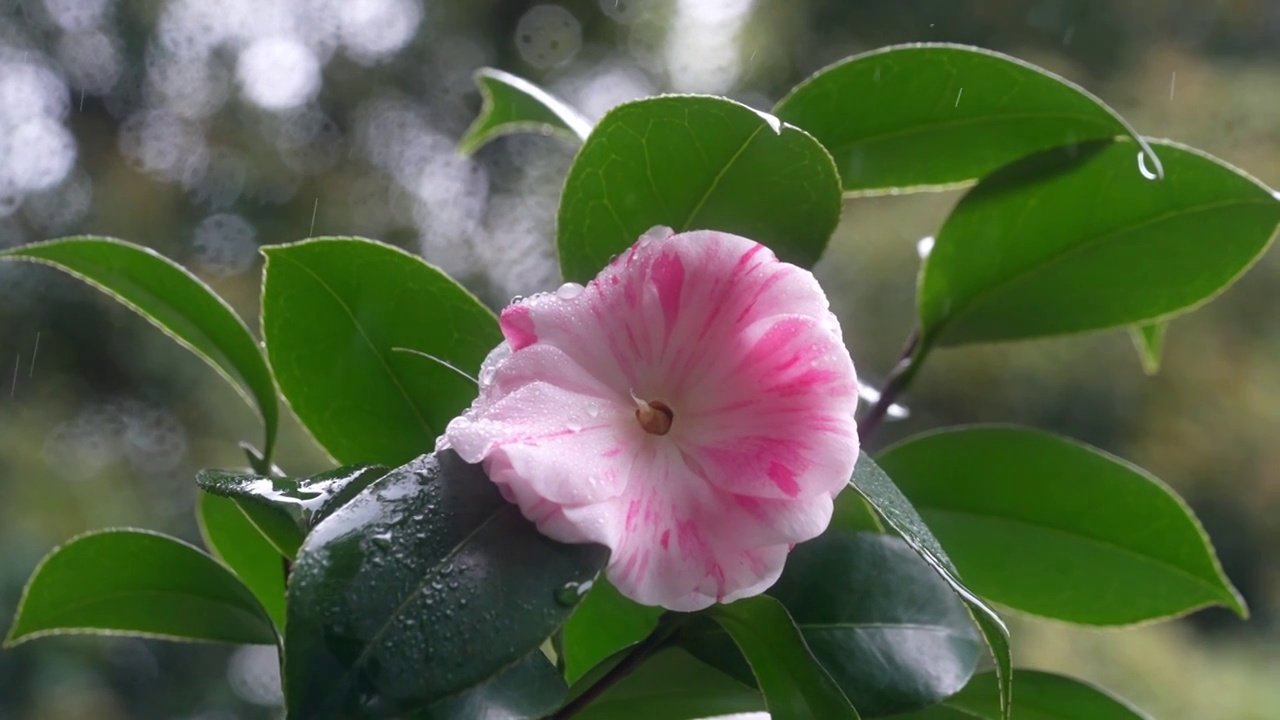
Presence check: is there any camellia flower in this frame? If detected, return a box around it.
[442,227,859,611]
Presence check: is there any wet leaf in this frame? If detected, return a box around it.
[420,650,567,720]
[6,529,275,647]
[848,455,1011,720]
[459,67,591,155]
[261,237,500,465]
[684,532,981,717]
[879,426,1247,624]
[572,649,763,720]
[284,451,607,717]
[196,493,286,629]
[918,141,1280,347]
[893,670,1152,720]
[0,236,278,461]
[557,95,841,281]
[561,577,662,684]
[774,43,1152,194]
[708,595,860,720]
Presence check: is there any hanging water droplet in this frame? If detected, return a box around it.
[556,282,585,300]
[554,579,594,606]
[370,531,393,550]
[1137,151,1159,181]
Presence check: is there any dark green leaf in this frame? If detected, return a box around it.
[0,237,278,461]
[197,464,390,561]
[573,649,764,720]
[893,670,1152,720]
[708,595,860,720]
[849,455,1011,720]
[878,426,1247,624]
[561,577,662,684]
[261,237,501,465]
[685,532,981,717]
[418,650,566,720]
[557,95,841,282]
[458,67,591,155]
[1130,322,1166,375]
[918,140,1280,346]
[285,451,608,717]
[5,529,275,647]
[196,493,286,629]
[774,43,1153,194]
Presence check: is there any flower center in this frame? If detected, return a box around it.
[634,399,674,436]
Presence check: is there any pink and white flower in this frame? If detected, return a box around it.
[443,227,859,611]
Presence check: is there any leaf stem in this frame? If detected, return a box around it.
[551,613,682,719]
[858,328,929,443]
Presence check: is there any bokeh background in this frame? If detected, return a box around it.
[0,1,1277,718]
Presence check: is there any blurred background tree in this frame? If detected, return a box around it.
[0,1,1278,718]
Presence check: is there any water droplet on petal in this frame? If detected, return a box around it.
[585,402,601,418]
[556,282,585,300]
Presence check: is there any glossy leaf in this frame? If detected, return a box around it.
[709,595,860,720]
[0,237,278,461]
[196,493,286,629]
[918,140,1280,346]
[848,455,1011,719]
[879,426,1246,624]
[421,651,566,720]
[561,577,662,684]
[685,532,981,717]
[574,649,764,720]
[261,238,500,465]
[458,67,591,155]
[557,95,841,282]
[5,529,275,647]
[894,670,1152,720]
[774,43,1153,194]
[1131,322,1166,375]
[285,451,608,717]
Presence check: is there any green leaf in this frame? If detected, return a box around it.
[708,595,860,720]
[285,451,608,717]
[557,95,841,282]
[918,140,1280,347]
[0,237,279,462]
[261,237,501,465]
[894,670,1152,720]
[773,44,1154,195]
[685,532,981,717]
[878,426,1247,624]
[420,651,567,720]
[848,455,1011,720]
[5,529,275,647]
[831,490,886,533]
[459,67,591,155]
[573,649,764,720]
[196,493,286,629]
[561,577,662,684]
[1130,322,1166,375]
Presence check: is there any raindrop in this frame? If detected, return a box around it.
[554,579,594,606]
[916,236,934,260]
[555,281,585,300]
[585,403,601,418]
[1137,151,1159,181]
[515,5,582,69]
[370,531,393,550]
